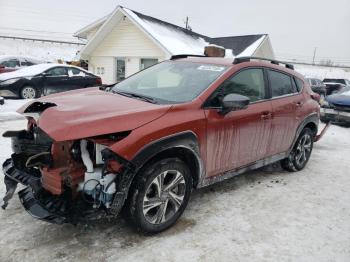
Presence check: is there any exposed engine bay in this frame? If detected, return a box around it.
[2,117,135,224]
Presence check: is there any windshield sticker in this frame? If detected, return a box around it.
[197,65,225,72]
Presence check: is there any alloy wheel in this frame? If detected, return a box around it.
[143,170,186,224]
[21,86,36,99]
[295,133,312,166]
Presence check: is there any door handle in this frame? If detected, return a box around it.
[295,101,303,107]
[261,111,272,120]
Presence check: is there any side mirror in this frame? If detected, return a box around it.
[219,94,250,115]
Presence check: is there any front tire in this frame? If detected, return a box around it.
[20,86,39,99]
[126,158,193,234]
[281,128,314,172]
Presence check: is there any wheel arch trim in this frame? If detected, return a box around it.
[289,113,319,153]
[131,131,204,188]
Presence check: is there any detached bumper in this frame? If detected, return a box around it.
[18,187,67,224]
[320,108,350,124]
[2,158,40,209]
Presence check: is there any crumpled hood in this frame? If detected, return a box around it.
[18,87,171,141]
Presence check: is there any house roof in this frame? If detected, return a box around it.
[77,6,269,58]
[74,14,111,39]
[210,35,266,56]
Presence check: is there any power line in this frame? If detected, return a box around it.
[0,35,85,45]
[0,27,74,35]
[276,52,350,60]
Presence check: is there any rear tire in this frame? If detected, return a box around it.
[20,86,40,99]
[125,158,193,234]
[281,128,314,172]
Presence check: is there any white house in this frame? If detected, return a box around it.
[75,6,275,84]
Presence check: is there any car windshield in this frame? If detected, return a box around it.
[111,61,228,104]
[339,86,350,95]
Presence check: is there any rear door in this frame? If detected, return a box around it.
[204,68,273,177]
[67,67,91,89]
[267,69,303,155]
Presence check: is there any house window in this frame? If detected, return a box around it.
[116,59,126,82]
[96,67,105,75]
[140,58,158,70]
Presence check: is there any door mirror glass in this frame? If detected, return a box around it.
[220,94,250,114]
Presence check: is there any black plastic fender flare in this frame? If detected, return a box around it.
[131,131,204,187]
[288,113,319,154]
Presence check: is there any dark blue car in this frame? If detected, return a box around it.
[321,86,350,125]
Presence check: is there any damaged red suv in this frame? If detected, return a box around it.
[2,56,321,233]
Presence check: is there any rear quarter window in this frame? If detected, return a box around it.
[294,77,304,92]
[268,70,296,97]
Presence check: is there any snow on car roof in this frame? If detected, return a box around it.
[324,82,346,86]
[0,63,91,80]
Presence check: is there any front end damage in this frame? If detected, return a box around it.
[2,121,136,224]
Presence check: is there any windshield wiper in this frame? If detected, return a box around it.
[112,90,158,104]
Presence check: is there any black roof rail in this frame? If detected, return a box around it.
[233,56,294,70]
[170,54,206,60]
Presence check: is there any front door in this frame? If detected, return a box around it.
[43,67,70,95]
[204,68,273,177]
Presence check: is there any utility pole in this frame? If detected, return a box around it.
[185,16,189,30]
[184,16,192,31]
[312,47,317,65]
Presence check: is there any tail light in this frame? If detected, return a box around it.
[310,93,320,102]
[96,77,102,85]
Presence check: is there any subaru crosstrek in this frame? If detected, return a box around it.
[2,56,322,233]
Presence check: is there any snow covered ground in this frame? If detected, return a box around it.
[0,99,30,122]
[0,117,349,261]
[295,64,350,80]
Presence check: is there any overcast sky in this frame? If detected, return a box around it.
[0,0,349,65]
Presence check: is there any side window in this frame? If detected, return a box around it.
[310,79,317,85]
[2,59,20,68]
[294,77,304,92]
[68,68,86,77]
[21,60,35,66]
[209,68,266,107]
[46,67,68,76]
[268,70,296,97]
